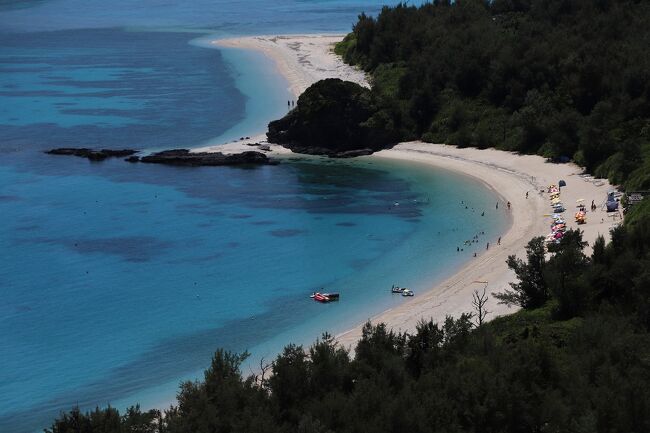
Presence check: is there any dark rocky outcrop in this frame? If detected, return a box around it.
[45,148,138,161]
[137,149,273,166]
[267,78,399,157]
[45,147,271,167]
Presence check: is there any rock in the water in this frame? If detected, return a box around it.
[333,148,374,158]
[267,78,399,157]
[45,148,138,161]
[139,149,273,166]
[125,156,140,163]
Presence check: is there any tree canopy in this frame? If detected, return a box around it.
[331,0,650,189]
[267,78,399,156]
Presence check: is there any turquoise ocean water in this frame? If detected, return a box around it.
[0,2,508,432]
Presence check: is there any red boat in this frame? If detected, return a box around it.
[310,292,340,303]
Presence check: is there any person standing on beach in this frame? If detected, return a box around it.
[507,201,511,210]
[497,237,501,245]
[526,191,529,199]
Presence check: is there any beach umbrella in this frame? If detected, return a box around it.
[559,180,566,187]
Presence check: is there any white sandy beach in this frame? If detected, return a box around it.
[337,143,617,348]
[213,35,369,98]
[196,34,369,152]
[200,34,619,349]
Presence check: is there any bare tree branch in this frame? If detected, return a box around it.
[472,287,490,327]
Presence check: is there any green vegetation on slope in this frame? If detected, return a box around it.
[47,200,650,433]
[333,0,650,189]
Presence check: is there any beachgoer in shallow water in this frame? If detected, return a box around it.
[507,201,511,210]
[473,252,477,257]
[496,202,499,209]
[498,237,501,245]
[486,242,490,250]
[481,211,484,216]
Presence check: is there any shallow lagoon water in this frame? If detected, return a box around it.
[0,154,506,431]
[0,2,503,432]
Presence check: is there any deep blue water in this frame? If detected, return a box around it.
[0,2,505,432]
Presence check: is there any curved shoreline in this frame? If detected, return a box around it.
[336,144,542,347]
[203,34,617,346]
[336,143,616,347]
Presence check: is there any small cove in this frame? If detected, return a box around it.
[0,2,503,431]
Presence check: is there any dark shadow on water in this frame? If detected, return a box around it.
[14,224,40,231]
[0,0,49,12]
[15,235,174,263]
[250,220,275,226]
[165,252,223,265]
[269,229,306,238]
[350,258,372,271]
[0,292,323,433]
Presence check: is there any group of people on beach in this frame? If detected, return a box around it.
[457,200,509,257]
[287,100,295,107]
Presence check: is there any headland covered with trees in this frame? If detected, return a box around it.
[272,0,649,191]
[47,1,649,432]
[340,0,650,191]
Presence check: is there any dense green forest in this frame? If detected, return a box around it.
[333,0,650,189]
[48,200,650,432]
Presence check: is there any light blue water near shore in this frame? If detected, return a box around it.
[0,1,505,432]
